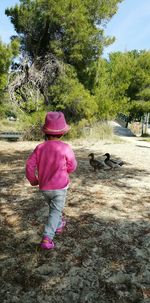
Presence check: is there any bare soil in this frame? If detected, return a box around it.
[0,129,150,303]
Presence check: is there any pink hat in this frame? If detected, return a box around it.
[42,112,70,135]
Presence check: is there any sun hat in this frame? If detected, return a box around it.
[42,111,70,135]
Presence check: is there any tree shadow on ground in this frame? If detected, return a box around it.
[136,145,150,149]
[1,147,149,193]
[0,147,150,302]
[73,150,149,193]
[1,207,149,302]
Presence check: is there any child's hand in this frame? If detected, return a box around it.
[30,180,39,186]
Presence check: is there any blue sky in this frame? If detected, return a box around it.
[0,0,150,57]
[0,0,19,43]
[103,0,150,57]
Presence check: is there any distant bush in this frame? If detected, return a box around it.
[66,120,113,140]
[65,119,89,139]
[0,96,17,119]
[83,121,113,140]
[22,122,43,141]
[22,114,113,142]
[22,111,46,141]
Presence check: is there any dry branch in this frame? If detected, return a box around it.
[8,54,61,105]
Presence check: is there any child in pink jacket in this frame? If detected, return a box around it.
[26,112,77,250]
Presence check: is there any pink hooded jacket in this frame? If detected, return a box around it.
[26,140,77,190]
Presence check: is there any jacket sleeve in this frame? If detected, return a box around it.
[66,147,77,174]
[26,148,39,186]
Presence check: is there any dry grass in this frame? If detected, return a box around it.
[0,119,22,131]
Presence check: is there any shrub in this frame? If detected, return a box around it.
[22,111,46,141]
[65,120,113,140]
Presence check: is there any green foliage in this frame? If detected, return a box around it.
[4,0,149,134]
[3,0,123,126]
[5,0,122,81]
[65,120,88,139]
[10,37,20,57]
[21,110,46,141]
[137,87,150,101]
[127,51,150,100]
[48,64,98,122]
[0,93,17,118]
[94,57,129,120]
[16,85,45,113]
[126,50,150,120]
[0,41,12,94]
[94,58,114,119]
[129,101,150,121]
[94,50,150,122]
[109,52,134,97]
[0,38,19,98]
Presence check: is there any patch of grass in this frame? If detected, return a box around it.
[139,138,150,142]
[66,121,126,144]
[65,120,115,141]
[81,122,126,143]
[0,118,129,143]
[81,122,114,140]
[83,122,113,140]
[1,119,21,131]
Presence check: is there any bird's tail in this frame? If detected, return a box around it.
[119,161,125,166]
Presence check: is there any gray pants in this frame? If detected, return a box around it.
[41,189,67,240]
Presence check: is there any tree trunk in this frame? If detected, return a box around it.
[145,113,149,134]
[141,116,144,136]
[141,113,149,136]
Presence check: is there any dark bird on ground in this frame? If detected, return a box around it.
[88,153,106,171]
[103,153,124,169]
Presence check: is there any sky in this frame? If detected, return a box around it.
[103,0,150,57]
[0,0,19,43]
[0,0,150,57]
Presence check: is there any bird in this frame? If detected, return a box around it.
[103,153,124,169]
[88,153,106,171]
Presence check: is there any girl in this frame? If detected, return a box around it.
[26,112,77,250]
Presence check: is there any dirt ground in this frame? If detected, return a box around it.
[0,127,150,303]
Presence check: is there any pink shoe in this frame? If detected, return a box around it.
[40,236,55,250]
[56,219,67,234]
